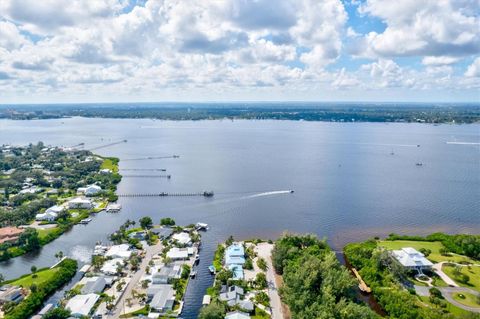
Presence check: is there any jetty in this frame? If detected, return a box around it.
[352,268,371,293]
[118,191,214,197]
[121,174,171,178]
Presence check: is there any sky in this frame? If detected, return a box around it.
[0,0,479,104]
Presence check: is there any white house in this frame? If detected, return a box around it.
[101,258,125,275]
[172,232,192,246]
[391,247,434,270]
[77,185,102,196]
[35,211,58,222]
[99,168,112,174]
[65,294,99,317]
[46,205,64,214]
[68,197,93,209]
[166,247,189,260]
[105,244,132,259]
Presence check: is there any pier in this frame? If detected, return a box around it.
[121,174,171,178]
[118,191,214,197]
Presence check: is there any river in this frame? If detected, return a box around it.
[0,118,479,317]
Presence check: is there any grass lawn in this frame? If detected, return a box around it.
[378,240,475,264]
[37,227,60,240]
[452,292,480,308]
[443,264,480,292]
[418,295,473,317]
[10,267,60,288]
[101,158,119,173]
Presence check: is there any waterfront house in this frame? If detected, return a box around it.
[225,311,251,319]
[128,231,147,241]
[105,244,132,259]
[0,286,24,304]
[99,168,112,174]
[101,258,125,275]
[391,247,433,271]
[225,243,246,279]
[151,227,173,239]
[66,293,99,317]
[149,284,175,313]
[166,247,189,260]
[152,264,182,284]
[46,205,64,214]
[0,227,24,244]
[81,277,107,294]
[67,197,93,209]
[35,211,58,222]
[172,232,192,246]
[219,285,253,310]
[77,185,102,196]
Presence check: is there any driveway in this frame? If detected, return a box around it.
[439,287,480,313]
[109,242,163,318]
[433,262,458,287]
[256,243,284,319]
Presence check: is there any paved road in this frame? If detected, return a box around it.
[433,262,458,287]
[109,243,163,318]
[256,243,284,319]
[439,287,480,313]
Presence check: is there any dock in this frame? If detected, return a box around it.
[352,268,371,293]
[118,191,214,197]
[121,174,171,178]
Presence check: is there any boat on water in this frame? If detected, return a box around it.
[290,190,294,193]
[195,255,200,264]
[106,203,121,213]
[208,265,216,274]
[195,222,209,231]
[79,218,92,224]
[190,270,197,278]
[416,162,423,166]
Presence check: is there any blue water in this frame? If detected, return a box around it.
[0,118,479,317]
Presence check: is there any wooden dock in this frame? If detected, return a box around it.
[121,174,171,178]
[118,191,214,197]
[352,268,371,293]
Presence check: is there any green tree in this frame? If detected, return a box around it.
[254,272,268,289]
[31,265,37,278]
[43,307,71,319]
[160,217,175,226]
[257,258,268,271]
[139,216,153,230]
[198,302,225,319]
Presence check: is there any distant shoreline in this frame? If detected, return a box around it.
[1,104,479,124]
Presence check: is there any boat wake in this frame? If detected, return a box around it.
[70,245,93,263]
[245,190,293,199]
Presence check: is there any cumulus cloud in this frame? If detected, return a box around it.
[465,57,480,77]
[0,0,478,101]
[356,0,480,58]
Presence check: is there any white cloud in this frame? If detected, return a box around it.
[0,20,28,50]
[357,0,480,58]
[465,57,480,77]
[0,0,478,102]
[422,56,461,66]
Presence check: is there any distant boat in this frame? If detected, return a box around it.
[79,218,92,224]
[196,223,209,231]
[416,162,423,166]
[290,190,294,193]
[208,265,216,274]
[190,270,197,278]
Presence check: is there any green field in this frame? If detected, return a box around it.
[101,158,119,173]
[378,240,475,264]
[443,264,480,292]
[419,295,474,317]
[453,292,480,308]
[37,227,60,240]
[10,267,60,288]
